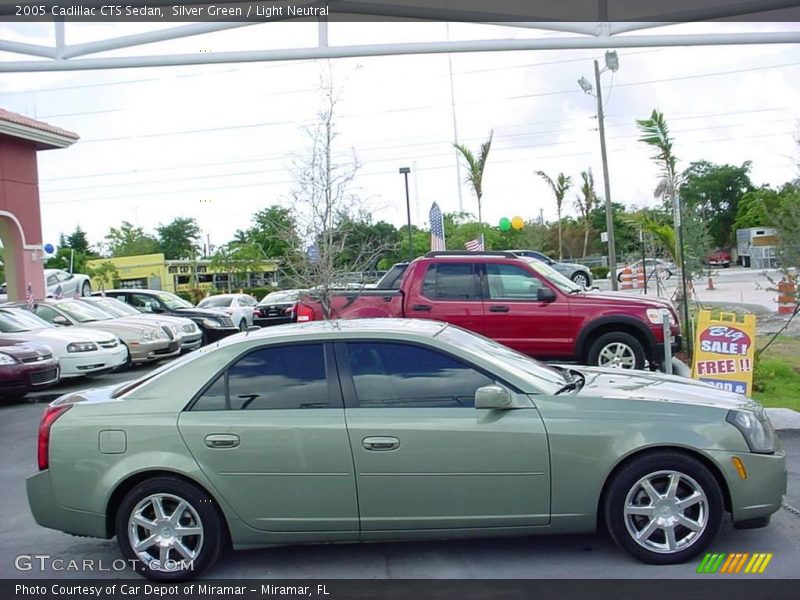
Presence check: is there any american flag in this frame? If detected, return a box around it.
[25,283,34,310]
[429,202,446,251]
[465,235,485,252]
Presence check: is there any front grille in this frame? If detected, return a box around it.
[161,325,175,340]
[21,354,53,364]
[30,367,59,386]
[98,340,118,348]
[154,341,181,355]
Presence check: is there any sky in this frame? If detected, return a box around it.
[0,20,798,255]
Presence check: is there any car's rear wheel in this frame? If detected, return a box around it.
[115,476,225,581]
[571,272,590,287]
[587,332,645,369]
[604,452,723,564]
[81,281,91,296]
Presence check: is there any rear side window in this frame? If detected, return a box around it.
[421,263,480,300]
[192,343,333,411]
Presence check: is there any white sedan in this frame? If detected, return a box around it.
[0,308,127,378]
[196,293,258,330]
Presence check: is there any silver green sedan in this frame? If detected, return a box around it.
[27,319,786,581]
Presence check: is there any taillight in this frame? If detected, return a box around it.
[37,404,71,471]
[295,303,315,322]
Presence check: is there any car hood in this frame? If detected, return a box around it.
[556,261,587,272]
[2,327,116,346]
[572,366,753,411]
[577,290,676,311]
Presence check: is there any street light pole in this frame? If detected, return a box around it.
[399,167,413,263]
[594,58,618,291]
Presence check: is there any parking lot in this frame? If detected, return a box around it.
[1,361,798,580]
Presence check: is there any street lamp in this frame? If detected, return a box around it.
[399,167,413,262]
[579,50,619,290]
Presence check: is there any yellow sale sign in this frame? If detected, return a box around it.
[691,310,756,396]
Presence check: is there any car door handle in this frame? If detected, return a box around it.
[204,434,240,449]
[489,305,510,312]
[411,304,432,312]
[362,436,400,451]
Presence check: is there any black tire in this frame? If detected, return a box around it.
[81,281,91,296]
[238,319,247,331]
[571,272,590,288]
[587,331,646,370]
[617,272,623,283]
[604,451,724,564]
[115,476,225,581]
[200,330,209,346]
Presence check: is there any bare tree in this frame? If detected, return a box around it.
[575,169,597,258]
[285,70,388,317]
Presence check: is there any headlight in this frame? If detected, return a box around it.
[727,408,775,454]
[201,318,222,329]
[0,352,17,365]
[140,329,154,341]
[182,323,196,333]
[66,342,98,353]
[646,308,676,326]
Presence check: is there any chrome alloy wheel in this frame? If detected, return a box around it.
[128,493,204,571]
[597,342,637,369]
[572,273,589,288]
[623,470,708,554]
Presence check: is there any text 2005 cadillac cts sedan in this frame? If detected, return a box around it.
[28,319,787,580]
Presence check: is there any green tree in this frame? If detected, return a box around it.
[240,206,298,260]
[679,161,753,248]
[85,261,119,291]
[210,243,266,293]
[454,131,493,246]
[536,171,572,259]
[65,225,94,255]
[105,221,159,257]
[156,217,201,259]
[733,187,781,230]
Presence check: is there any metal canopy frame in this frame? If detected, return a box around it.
[0,1,798,72]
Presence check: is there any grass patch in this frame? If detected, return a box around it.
[753,335,800,411]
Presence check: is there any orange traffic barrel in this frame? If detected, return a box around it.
[620,265,633,290]
[635,265,646,289]
[777,278,796,315]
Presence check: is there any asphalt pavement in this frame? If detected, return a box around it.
[0,394,797,580]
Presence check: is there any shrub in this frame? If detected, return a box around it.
[591,266,610,280]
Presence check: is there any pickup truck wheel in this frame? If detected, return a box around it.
[604,452,723,564]
[588,332,645,370]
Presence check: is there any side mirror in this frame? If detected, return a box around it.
[537,287,556,303]
[52,315,70,326]
[475,385,513,409]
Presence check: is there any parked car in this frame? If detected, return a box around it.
[6,300,179,365]
[616,259,676,283]
[297,251,681,370]
[79,296,202,353]
[92,290,239,344]
[0,308,127,378]
[45,269,92,297]
[508,250,593,287]
[254,290,308,327]
[706,249,732,268]
[27,319,785,580]
[0,338,59,400]
[196,293,258,330]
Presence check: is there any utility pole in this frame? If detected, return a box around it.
[594,58,618,291]
[400,167,413,263]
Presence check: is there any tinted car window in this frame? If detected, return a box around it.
[346,342,493,408]
[375,264,408,290]
[192,344,331,411]
[34,305,66,324]
[486,264,542,300]
[421,263,479,300]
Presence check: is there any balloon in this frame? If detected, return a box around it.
[499,217,511,232]
[511,216,524,230]
[43,243,55,254]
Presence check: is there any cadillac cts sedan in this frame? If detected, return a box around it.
[28,320,786,581]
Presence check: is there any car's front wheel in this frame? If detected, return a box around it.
[115,476,225,581]
[587,332,645,369]
[571,272,590,287]
[81,281,91,296]
[604,451,724,564]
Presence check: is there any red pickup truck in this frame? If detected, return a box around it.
[296,252,682,370]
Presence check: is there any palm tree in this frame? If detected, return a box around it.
[454,131,493,246]
[536,171,572,260]
[636,109,680,214]
[575,169,597,258]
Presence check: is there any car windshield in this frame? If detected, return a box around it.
[154,292,193,309]
[0,309,53,332]
[435,324,566,395]
[523,259,582,293]
[56,301,112,323]
[86,298,139,317]
[260,291,301,304]
[197,297,232,308]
